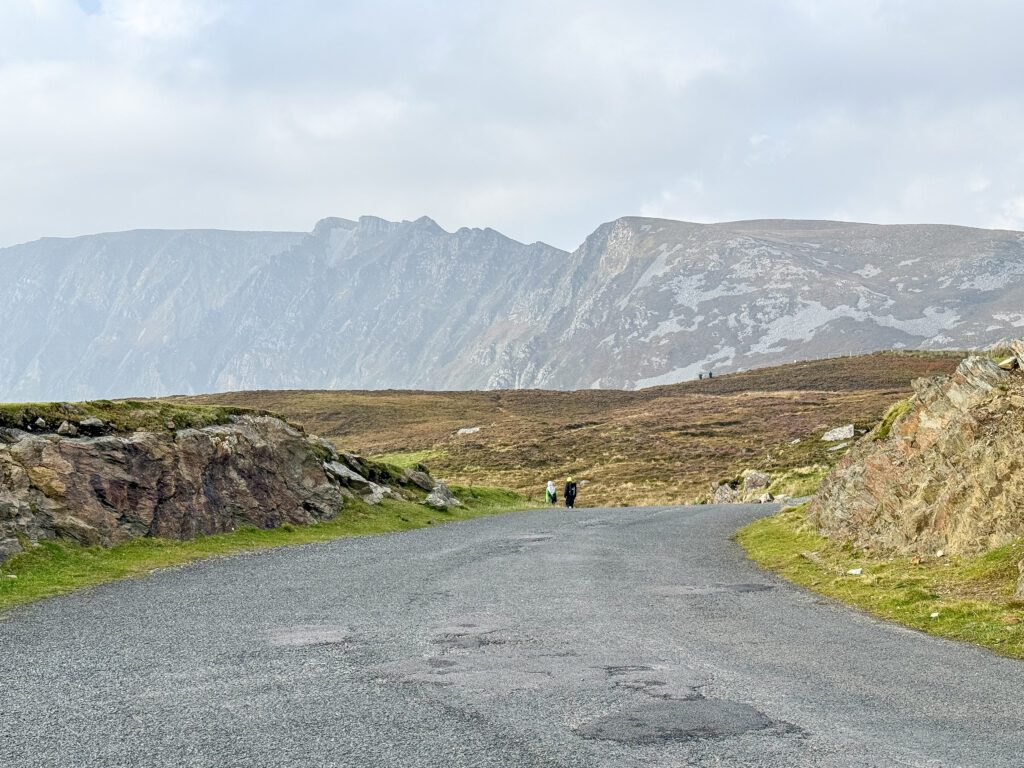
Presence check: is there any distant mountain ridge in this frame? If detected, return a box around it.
[2,215,1023,400]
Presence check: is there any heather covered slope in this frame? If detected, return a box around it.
[180,352,963,506]
[3,215,1024,399]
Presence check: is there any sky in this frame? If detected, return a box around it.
[2,0,1024,250]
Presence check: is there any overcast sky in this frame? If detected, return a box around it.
[2,0,1024,250]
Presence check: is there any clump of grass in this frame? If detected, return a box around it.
[873,398,912,441]
[736,505,1024,658]
[0,490,532,612]
[766,465,829,498]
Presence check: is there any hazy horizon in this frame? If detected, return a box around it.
[8,212,1024,253]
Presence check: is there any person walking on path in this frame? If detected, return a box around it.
[564,477,578,509]
[545,480,558,506]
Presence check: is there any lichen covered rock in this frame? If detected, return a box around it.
[809,347,1024,557]
[0,414,420,561]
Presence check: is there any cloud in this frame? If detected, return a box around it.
[103,0,221,40]
[1,1,1024,250]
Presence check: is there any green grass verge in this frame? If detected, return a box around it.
[0,487,534,613]
[736,505,1024,658]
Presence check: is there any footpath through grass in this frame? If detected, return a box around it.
[737,506,1024,658]
[0,486,533,613]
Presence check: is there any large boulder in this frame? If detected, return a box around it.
[742,470,771,493]
[810,350,1024,555]
[0,415,401,561]
[403,469,435,492]
[821,424,855,442]
[713,483,740,504]
[424,482,462,510]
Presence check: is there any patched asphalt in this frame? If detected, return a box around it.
[2,504,1023,767]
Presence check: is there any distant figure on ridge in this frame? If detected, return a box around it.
[564,477,578,509]
[546,480,558,505]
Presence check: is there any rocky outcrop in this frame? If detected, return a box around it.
[0,414,446,562]
[810,345,1024,560]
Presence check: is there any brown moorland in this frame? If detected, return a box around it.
[175,351,963,507]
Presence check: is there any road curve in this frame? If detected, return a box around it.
[2,504,1023,767]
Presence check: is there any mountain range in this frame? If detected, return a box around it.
[2,215,1023,400]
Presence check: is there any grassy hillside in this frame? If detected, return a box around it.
[175,351,962,506]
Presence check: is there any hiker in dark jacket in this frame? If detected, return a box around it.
[564,477,578,508]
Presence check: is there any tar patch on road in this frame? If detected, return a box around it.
[577,698,774,744]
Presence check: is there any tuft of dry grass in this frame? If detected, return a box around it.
[174,351,962,506]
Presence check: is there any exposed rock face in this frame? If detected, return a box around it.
[0,415,421,562]
[4,217,1024,399]
[810,345,1024,558]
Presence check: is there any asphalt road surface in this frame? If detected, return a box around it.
[3,504,1023,768]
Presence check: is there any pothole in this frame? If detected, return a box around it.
[577,698,774,744]
[509,534,554,543]
[434,634,508,650]
[431,622,510,650]
[268,625,351,648]
[605,665,655,676]
[427,657,458,669]
[615,679,670,697]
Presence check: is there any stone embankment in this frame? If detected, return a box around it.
[0,412,457,562]
[810,341,1024,595]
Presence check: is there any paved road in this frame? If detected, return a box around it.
[2,504,1023,767]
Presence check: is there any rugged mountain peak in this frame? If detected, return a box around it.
[312,217,357,238]
[410,215,445,234]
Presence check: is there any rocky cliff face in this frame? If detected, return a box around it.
[3,216,1024,399]
[809,342,1024,560]
[0,413,447,563]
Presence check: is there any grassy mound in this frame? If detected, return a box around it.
[737,506,1024,658]
[0,399,255,434]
